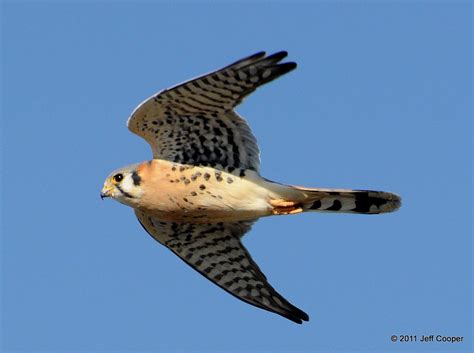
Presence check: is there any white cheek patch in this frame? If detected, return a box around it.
[121,176,135,193]
[123,175,144,198]
[113,175,144,207]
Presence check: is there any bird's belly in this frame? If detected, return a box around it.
[138,165,273,223]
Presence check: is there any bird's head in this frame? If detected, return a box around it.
[101,163,144,207]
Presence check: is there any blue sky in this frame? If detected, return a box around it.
[1,1,471,352]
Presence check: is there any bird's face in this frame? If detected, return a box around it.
[101,164,143,207]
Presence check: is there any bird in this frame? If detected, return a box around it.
[100,51,401,324]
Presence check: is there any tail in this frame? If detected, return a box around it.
[270,185,401,215]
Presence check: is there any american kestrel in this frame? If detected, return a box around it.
[101,51,401,324]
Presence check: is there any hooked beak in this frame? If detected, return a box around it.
[100,185,113,200]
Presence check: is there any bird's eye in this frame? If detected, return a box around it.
[113,173,124,183]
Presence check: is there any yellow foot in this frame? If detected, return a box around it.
[270,199,303,215]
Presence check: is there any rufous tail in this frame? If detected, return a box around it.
[270,186,401,215]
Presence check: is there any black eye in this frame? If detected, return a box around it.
[113,173,124,182]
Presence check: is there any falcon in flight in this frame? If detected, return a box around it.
[101,51,401,324]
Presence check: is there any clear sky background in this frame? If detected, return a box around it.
[1,1,472,353]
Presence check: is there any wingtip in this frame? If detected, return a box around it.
[225,51,266,69]
[271,62,297,77]
[294,308,310,323]
[252,50,287,59]
[280,303,309,324]
[273,50,289,58]
[265,50,290,63]
[284,62,297,70]
[247,51,267,61]
[284,311,310,324]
